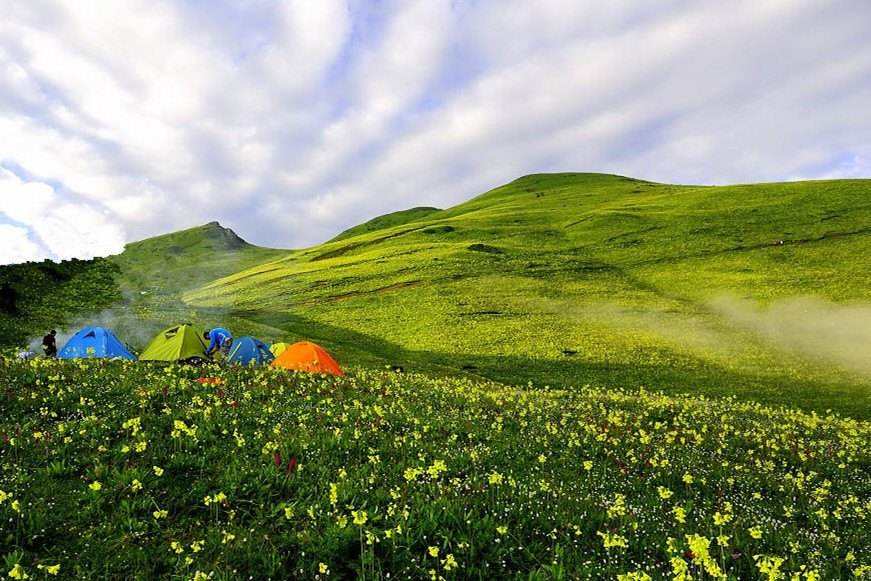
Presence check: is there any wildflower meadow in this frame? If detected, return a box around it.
[1,357,868,579]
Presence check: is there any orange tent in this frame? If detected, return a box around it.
[271,341,344,376]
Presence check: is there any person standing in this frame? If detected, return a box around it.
[42,330,58,358]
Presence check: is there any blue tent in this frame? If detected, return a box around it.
[227,336,274,366]
[58,326,136,360]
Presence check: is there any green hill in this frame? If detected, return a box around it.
[0,222,287,347]
[0,258,121,347]
[186,173,871,416]
[113,221,287,297]
[2,173,868,579]
[1,173,869,416]
[330,206,441,242]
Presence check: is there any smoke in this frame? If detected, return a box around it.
[26,303,164,355]
[710,296,871,378]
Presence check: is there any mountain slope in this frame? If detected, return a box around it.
[1,173,868,416]
[0,222,288,346]
[186,173,871,416]
[330,206,441,242]
[0,258,121,347]
[113,221,287,297]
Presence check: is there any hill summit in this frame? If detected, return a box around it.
[111,221,286,298]
[123,221,253,255]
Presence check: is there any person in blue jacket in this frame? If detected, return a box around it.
[204,327,233,358]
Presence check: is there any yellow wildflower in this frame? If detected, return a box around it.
[38,564,60,576]
[443,554,457,571]
[755,555,785,581]
[748,526,763,539]
[427,459,447,478]
[597,530,628,549]
[352,510,368,526]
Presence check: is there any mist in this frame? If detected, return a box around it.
[532,293,871,380]
[26,301,164,356]
[710,296,871,378]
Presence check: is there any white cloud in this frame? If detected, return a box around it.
[0,169,125,261]
[0,0,868,262]
[0,224,43,264]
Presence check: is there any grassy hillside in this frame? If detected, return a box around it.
[330,207,442,242]
[1,173,869,577]
[1,173,868,417]
[0,222,288,348]
[112,221,287,298]
[186,173,871,417]
[0,258,121,346]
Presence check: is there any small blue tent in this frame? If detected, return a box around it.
[227,336,274,366]
[58,326,136,360]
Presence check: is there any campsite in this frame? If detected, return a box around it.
[1,2,870,579]
[49,322,344,372]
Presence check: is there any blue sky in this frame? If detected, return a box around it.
[0,0,869,263]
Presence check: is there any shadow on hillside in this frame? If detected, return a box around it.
[215,308,868,420]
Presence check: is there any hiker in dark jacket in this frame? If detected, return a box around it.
[42,330,58,358]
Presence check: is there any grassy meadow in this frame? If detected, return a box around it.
[1,357,868,579]
[1,173,869,578]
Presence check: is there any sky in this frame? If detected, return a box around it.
[0,0,869,264]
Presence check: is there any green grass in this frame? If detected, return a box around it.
[330,207,442,242]
[112,221,287,298]
[1,358,867,579]
[1,173,869,417]
[184,174,871,418]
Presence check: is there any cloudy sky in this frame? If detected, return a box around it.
[0,0,869,264]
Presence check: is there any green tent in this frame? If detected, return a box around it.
[140,324,208,362]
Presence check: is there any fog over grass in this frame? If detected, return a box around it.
[711,296,871,378]
[541,294,871,380]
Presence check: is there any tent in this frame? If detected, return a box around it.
[227,336,275,366]
[58,326,136,360]
[140,324,208,362]
[271,341,344,376]
[269,342,290,358]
